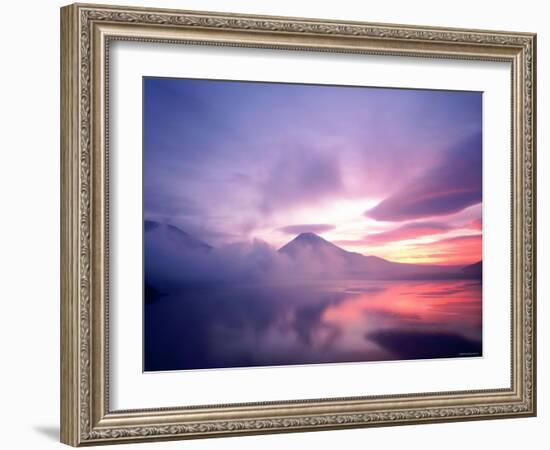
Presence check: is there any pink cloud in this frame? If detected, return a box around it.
[365,134,482,222]
[363,221,451,245]
[278,224,335,235]
[465,218,483,230]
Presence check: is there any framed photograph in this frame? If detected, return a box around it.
[60,3,537,446]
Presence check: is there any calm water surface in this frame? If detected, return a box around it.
[144,279,482,371]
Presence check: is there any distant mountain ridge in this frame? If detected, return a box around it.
[278,232,478,280]
[461,260,482,278]
[145,220,212,252]
[280,232,357,258]
[144,220,213,291]
[144,223,482,283]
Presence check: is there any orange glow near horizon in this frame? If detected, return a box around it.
[255,199,482,267]
[336,233,482,265]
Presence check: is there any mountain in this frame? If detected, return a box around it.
[462,260,482,278]
[279,232,479,280]
[144,281,164,304]
[144,225,482,285]
[280,231,376,269]
[280,232,358,259]
[144,220,212,252]
[144,220,212,288]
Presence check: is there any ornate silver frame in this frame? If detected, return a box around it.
[60,3,536,446]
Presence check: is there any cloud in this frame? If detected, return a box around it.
[466,218,483,230]
[278,224,335,235]
[144,188,203,219]
[363,221,451,245]
[144,79,482,248]
[259,148,342,213]
[145,227,322,288]
[365,133,482,222]
[429,234,481,246]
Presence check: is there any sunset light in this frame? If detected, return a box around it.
[143,77,483,371]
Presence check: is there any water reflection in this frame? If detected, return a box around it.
[144,280,481,371]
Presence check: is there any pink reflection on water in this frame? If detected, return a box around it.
[319,280,482,357]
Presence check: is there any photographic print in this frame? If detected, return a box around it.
[61,6,536,443]
[143,77,483,372]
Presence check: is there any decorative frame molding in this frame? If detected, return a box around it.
[60,3,536,446]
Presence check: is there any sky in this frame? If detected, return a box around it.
[143,77,482,265]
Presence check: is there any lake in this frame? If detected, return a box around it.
[144,279,482,371]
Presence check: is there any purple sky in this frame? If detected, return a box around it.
[144,77,482,264]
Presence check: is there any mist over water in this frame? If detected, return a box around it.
[144,279,482,371]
